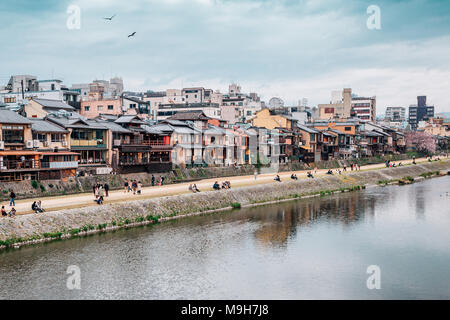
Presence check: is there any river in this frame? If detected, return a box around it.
[1,176,449,299]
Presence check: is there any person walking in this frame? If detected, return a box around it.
[104,183,109,197]
[124,179,129,193]
[254,170,258,180]
[98,186,104,204]
[9,190,16,207]
[161,176,165,186]
[151,175,155,187]
[132,180,137,195]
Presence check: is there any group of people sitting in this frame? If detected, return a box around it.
[307,171,314,179]
[31,200,45,213]
[291,174,298,180]
[188,184,201,193]
[213,181,231,190]
[1,206,16,218]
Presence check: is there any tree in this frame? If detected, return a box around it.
[405,131,436,155]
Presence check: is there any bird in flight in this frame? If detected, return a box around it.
[128,32,136,38]
[104,14,116,21]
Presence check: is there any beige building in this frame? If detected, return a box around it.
[24,98,75,118]
[318,88,352,120]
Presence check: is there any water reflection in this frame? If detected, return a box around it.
[253,192,376,248]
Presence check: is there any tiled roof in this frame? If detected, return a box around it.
[0,109,32,124]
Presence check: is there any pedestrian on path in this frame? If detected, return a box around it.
[254,170,258,180]
[9,190,16,207]
[104,183,109,197]
[124,180,129,193]
[151,174,155,186]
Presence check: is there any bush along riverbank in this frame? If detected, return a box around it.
[0,154,420,202]
[0,160,449,250]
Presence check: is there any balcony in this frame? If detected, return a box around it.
[0,159,40,171]
[71,139,106,149]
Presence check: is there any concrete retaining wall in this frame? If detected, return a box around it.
[1,160,448,248]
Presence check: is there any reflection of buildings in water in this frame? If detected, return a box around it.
[253,192,378,248]
[413,185,426,220]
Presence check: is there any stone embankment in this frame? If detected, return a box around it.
[1,160,448,250]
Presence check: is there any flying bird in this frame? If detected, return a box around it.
[103,14,116,21]
[128,32,136,38]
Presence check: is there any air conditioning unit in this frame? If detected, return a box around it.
[0,141,4,150]
[25,140,34,149]
[113,139,121,146]
[62,141,68,147]
[44,141,49,147]
[33,140,40,148]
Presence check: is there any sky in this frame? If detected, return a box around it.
[1,0,450,114]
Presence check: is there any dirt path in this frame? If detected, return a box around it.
[1,157,440,215]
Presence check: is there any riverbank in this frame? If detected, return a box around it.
[1,160,449,250]
[0,153,418,202]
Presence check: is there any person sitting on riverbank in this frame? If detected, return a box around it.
[1,206,7,217]
[213,181,221,190]
[189,184,194,193]
[31,201,43,213]
[307,171,314,179]
[291,173,298,180]
[193,184,200,192]
[8,207,16,217]
[137,181,142,195]
[327,169,333,175]
[274,175,281,182]
[37,200,45,213]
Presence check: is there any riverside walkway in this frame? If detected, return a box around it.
[2,157,443,215]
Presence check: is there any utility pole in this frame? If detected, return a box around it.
[21,80,25,99]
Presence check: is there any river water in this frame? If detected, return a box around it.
[0,177,449,300]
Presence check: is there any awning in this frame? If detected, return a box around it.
[300,146,312,151]
[0,151,40,156]
[39,152,80,156]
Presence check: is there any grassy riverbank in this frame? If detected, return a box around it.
[0,160,449,250]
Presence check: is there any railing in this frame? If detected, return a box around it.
[40,161,79,169]
[118,159,171,166]
[71,139,105,147]
[114,139,169,146]
[0,160,40,171]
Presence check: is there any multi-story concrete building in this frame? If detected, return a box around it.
[351,95,376,122]
[385,106,406,122]
[408,96,435,131]
[318,88,353,120]
[0,76,81,110]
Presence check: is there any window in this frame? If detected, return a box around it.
[345,127,351,131]
[98,105,103,111]
[130,104,136,109]
[51,133,64,142]
[247,111,252,116]
[108,105,114,110]
[2,126,24,143]
[4,97,17,103]
[194,94,198,98]
[33,133,47,142]
[51,84,55,90]
[310,134,315,142]
[84,106,90,111]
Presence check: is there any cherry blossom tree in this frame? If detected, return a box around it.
[405,131,437,155]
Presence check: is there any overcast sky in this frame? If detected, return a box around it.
[1,0,450,114]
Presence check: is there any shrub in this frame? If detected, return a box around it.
[69,229,80,236]
[40,185,45,192]
[48,184,54,188]
[231,202,241,209]
[88,225,95,230]
[31,180,39,189]
[135,216,145,223]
